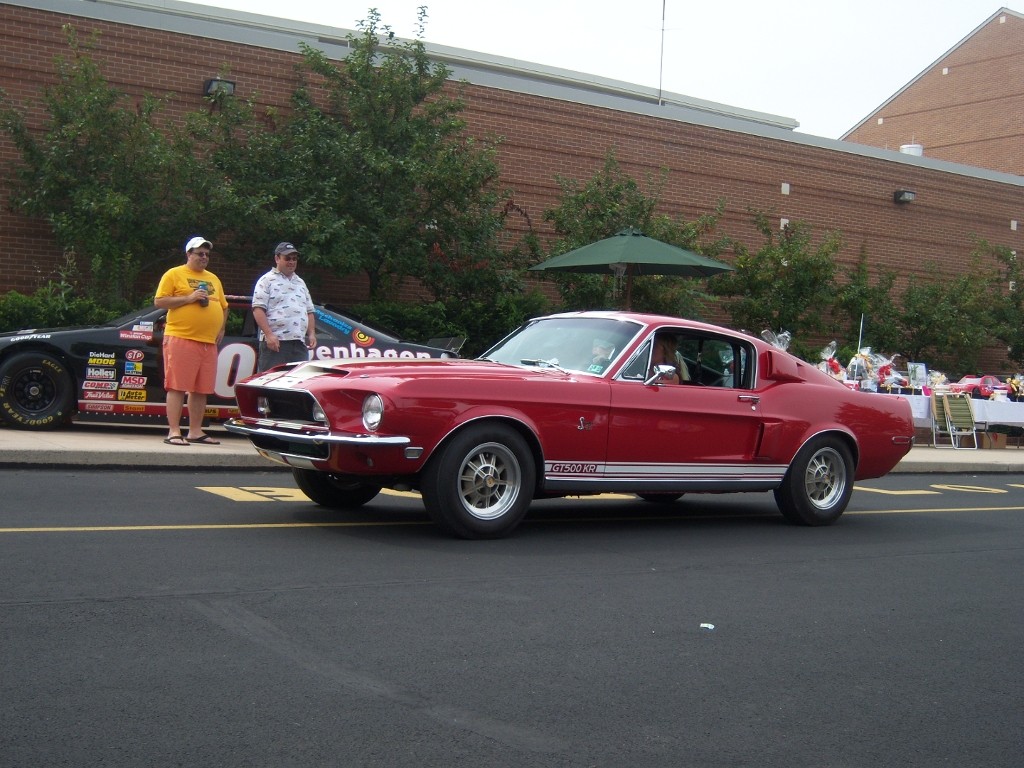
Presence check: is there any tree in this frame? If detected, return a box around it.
[712,214,841,360]
[541,152,730,316]
[893,259,997,374]
[832,247,901,362]
[0,26,207,303]
[983,239,1024,367]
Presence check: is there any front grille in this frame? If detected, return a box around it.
[263,389,319,422]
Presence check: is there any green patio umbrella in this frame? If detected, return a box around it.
[529,227,734,309]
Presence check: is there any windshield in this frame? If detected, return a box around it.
[482,317,643,375]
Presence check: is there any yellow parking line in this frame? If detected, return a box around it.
[853,486,940,495]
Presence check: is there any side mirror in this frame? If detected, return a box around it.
[645,364,677,386]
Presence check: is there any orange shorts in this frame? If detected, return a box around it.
[163,335,218,394]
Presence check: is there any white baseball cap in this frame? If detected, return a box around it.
[185,236,212,253]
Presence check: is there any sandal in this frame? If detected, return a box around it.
[163,435,189,446]
[186,434,221,445]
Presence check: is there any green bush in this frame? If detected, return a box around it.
[0,287,126,333]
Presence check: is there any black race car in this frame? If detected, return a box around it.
[0,297,462,430]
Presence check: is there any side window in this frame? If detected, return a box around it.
[678,334,753,389]
[620,340,652,381]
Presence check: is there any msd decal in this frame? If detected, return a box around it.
[120,375,147,388]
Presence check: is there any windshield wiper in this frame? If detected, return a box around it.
[520,358,569,374]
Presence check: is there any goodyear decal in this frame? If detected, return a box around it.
[10,333,52,342]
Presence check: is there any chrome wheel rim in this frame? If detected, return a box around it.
[458,442,522,520]
[803,446,847,510]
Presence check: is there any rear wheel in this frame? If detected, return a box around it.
[774,436,853,526]
[292,469,381,508]
[0,352,75,430]
[421,424,536,539]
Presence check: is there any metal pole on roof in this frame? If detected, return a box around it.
[658,0,666,105]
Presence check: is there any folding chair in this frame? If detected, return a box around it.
[930,393,952,447]
[943,394,978,449]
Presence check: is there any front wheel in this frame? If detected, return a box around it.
[421,424,536,539]
[774,436,853,526]
[0,352,75,429]
[292,469,381,508]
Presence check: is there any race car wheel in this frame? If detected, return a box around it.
[421,423,536,539]
[0,352,75,430]
[774,436,853,526]
[292,469,382,508]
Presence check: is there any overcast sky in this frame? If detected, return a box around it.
[200,0,1018,139]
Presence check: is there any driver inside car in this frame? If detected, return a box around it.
[650,334,690,383]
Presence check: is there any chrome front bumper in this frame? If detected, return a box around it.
[224,418,411,470]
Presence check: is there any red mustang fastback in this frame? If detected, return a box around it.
[227,312,915,538]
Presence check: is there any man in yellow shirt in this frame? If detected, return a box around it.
[154,236,228,445]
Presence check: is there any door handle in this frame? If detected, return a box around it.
[738,394,760,409]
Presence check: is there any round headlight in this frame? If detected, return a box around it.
[362,394,384,431]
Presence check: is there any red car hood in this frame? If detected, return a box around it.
[244,357,577,389]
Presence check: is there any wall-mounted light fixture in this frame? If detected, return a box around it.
[893,189,916,204]
[203,78,235,97]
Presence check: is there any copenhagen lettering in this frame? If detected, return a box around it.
[313,344,432,360]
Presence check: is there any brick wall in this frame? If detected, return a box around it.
[2,3,1023,370]
[843,11,1024,176]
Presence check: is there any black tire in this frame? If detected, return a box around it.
[292,469,382,509]
[774,436,854,526]
[636,493,684,503]
[0,352,75,430]
[421,423,536,539]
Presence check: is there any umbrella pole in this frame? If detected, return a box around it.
[624,270,634,310]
